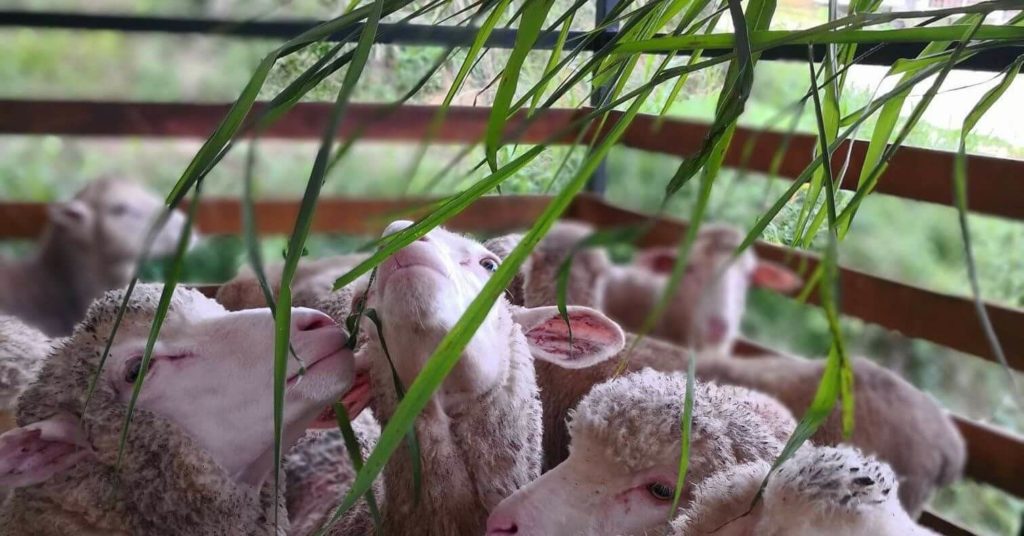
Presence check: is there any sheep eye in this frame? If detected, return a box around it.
[109,203,130,217]
[479,257,500,273]
[646,482,675,501]
[124,357,144,384]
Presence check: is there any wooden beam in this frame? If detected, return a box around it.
[0,196,555,239]
[0,100,583,145]
[1,100,1021,219]
[620,113,1024,221]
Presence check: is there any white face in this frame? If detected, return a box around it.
[486,437,682,536]
[103,298,354,484]
[362,220,507,396]
[53,179,194,260]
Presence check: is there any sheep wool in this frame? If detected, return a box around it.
[0,286,287,536]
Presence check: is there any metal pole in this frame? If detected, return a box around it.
[584,0,620,195]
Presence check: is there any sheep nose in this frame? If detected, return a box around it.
[292,309,335,332]
[382,220,414,238]
[485,513,519,535]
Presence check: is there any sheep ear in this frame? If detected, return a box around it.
[47,200,91,229]
[514,306,625,369]
[633,247,677,274]
[751,261,802,293]
[0,414,93,488]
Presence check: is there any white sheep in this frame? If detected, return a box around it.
[216,253,368,311]
[485,220,801,353]
[601,224,801,352]
[0,178,193,336]
[319,220,626,535]
[485,368,796,536]
[674,445,938,535]
[0,315,51,434]
[488,223,961,514]
[0,284,359,535]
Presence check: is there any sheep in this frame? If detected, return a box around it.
[600,224,801,352]
[0,315,51,434]
[484,368,797,536]
[324,220,626,535]
[0,284,359,535]
[216,253,368,311]
[694,351,964,517]
[0,178,194,336]
[487,223,961,514]
[535,335,963,516]
[485,220,801,353]
[673,445,938,535]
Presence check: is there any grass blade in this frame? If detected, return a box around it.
[669,353,697,519]
[485,0,557,171]
[953,54,1024,399]
[116,179,203,467]
[271,0,387,526]
[333,402,383,530]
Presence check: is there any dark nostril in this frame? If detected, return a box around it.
[417,235,430,243]
[296,312,334,332]
[487,518,518,535]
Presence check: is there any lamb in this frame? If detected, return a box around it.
[216,253,368,311]
[485,220,801,352]
[484,368,797,536]
[0,284,359,535]
[673,445,938,535]
[600,224,801,352]
[0,315,51,434]
[0,178,194,336]
[322,220,626,535]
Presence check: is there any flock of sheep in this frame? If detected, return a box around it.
[0,179,966,535]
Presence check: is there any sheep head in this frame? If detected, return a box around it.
[628,224,801,352]
[486,369,796,536]
[0,284,356,489]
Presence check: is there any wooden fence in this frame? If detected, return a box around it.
[2,100,1023,535]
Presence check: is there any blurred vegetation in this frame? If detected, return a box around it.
[2,0,1023,533]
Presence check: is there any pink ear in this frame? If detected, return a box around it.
[634,247,678,274]
[751,261,803,293]
[0,414,93,488]
[514,306,625,369]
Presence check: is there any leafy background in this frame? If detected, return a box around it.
[1,0,1023,533]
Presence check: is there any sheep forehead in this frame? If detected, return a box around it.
[570,370,781,470]
[78,284,223,342]
[78,178,155,208]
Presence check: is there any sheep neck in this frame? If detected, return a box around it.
[369,314,542,536]
[5,226,132,336]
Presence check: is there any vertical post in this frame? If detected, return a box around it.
[585,0,619,195]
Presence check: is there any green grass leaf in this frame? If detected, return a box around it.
[669,352,697,519]
[953,54,1024,400]
[116,179,203,468]
[485,0,557,171]
[333,402,383,530]
[271,0,388,526]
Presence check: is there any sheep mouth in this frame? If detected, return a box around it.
[287,347,347,386]
[309,372,371,428]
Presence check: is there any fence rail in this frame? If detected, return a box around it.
[3,10,1022,70]
[2,100,1022,221]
